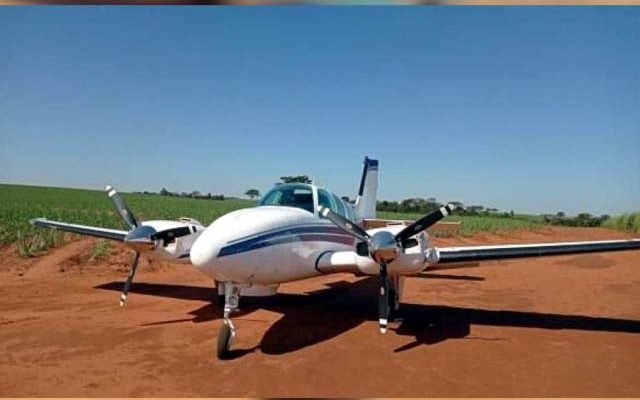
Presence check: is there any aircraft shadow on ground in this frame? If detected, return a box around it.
[95,277,640,358]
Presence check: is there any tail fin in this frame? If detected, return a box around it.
[355,156,378,220]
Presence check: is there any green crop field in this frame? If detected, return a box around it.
[602,212,640,234]
[377,211,541,236]
[1,183,545,256]
[0,184,256,256]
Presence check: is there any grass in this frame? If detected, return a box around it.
[602,212,640,234]
[90,239,112,262]
[16,228,66,258]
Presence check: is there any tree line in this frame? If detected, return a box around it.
[133,188,227,201]
[542,211,610,227]
[376,198,517,217]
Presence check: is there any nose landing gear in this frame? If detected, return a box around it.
[217,283,240,360]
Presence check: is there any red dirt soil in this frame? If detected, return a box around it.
[1,226,639,397]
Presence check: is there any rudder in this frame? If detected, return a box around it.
[355,156,378,220]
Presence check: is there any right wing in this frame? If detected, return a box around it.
[31,218,128,241]
[434,238,640,264]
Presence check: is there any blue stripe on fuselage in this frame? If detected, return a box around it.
[218,225,355,258]
[226,224,345,245]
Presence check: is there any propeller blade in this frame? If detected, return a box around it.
[150,226,194,242]
[319,206,370,242]
[394,203,457,243]
[120,251,140,306]
[378,263,389,334]
[106,185,138,230]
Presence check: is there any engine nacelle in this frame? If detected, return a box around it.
[316,231,430,276]
[141,219,204,264]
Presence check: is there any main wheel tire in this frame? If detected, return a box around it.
[217,323,232,360]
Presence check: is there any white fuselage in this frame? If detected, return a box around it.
[144,182,429,292]
[188,205,429,286]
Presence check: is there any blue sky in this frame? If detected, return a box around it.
[1,7,638,215]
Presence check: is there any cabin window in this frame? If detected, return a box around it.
[259,184,314,214]
[330,192,347,217]
[317,188,339,215]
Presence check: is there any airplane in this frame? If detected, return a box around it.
[31,157,640,359]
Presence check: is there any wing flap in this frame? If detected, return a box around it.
[436,239,640,263]
[31,218,128,241]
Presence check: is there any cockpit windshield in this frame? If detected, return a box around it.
[258,184,314,214]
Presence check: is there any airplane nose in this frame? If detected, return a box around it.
[190,231,221,269]
[189,205,315,279]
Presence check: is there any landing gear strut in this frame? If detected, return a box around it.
[217,283,240,360]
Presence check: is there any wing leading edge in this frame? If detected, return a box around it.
[31,218,128,241]
[435,238,640,264]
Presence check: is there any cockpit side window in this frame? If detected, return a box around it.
[259,184,314,214]
[330,192,347,217]
[317,188,338,215]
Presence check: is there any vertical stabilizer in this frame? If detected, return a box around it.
[355,156,378,220]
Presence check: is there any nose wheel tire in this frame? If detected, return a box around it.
[217,322,233,360]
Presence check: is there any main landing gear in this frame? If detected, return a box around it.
[217,283,240,360]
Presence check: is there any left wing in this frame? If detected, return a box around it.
[434,238,640,264]
[31,218,128,241]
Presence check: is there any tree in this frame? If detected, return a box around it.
[280,175,312,184]
[556,211,565,218]
[160,187,169,196]
[245,189,260,200]
[466,205,484,215]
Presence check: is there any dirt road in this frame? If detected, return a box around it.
[1,226,639,396]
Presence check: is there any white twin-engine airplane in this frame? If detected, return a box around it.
[32,157,640,359]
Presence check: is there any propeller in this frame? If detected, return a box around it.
[319,203,459,333]
[394,203,456,243]
[120,251,140,306]
[319,206,370,242]
[378,263,389,333]
[105,185,194,306]
[106,185,138,230]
